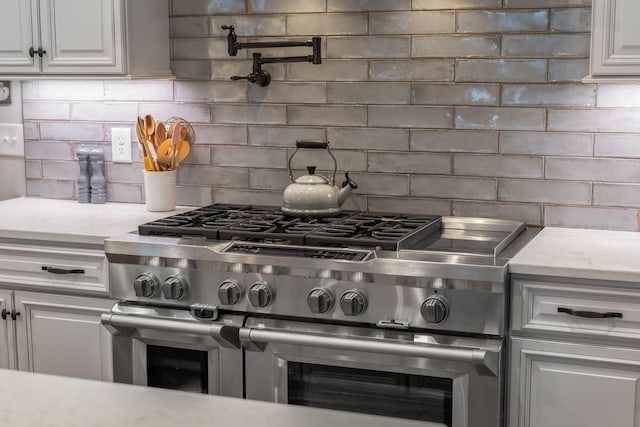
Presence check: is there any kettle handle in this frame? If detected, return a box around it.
[288,140,337,185]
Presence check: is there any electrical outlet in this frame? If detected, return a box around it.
[111,127,132,163]
[0,124,24,157]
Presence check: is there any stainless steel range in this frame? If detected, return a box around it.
[102,204,538,427]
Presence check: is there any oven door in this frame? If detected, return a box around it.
[242,317,502,427]
[101,303,243,397]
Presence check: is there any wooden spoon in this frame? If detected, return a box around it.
[156,138,190,166]
[144,114,155,139]
[155,122,166,148]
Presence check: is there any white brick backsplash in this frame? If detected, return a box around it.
[368,196,452,215]
[212,104,286,125]
[39,123,104,142]
[287,13,368,36]
[594,134,640,158]
[171,60,212,80]
[211,60,286,81]
[192,125,248,145]
[171,17,210,37]
[104,81,174,101]
[502,84,596,106]
[413,0,502,9]
[551,8,592,32]
[140,103,211,123]
[457,10,548,33]
[213,146,287,168]
[250,82,326,104]
[548,109,640,132]
[498,179,591,204]
[214,188,284,206]
[105,164,143,184]
[548,59,590,82]
[178,166,248,187]
[503,34,590,57]
[288,60,368,81]
[370,11,454,34]
[546,157,640,182]
[369,106,453,128]
[249,169,289,190]
[327,36,410,59]
[180,146,211,165]
[21,81,38,100]
[327,128,409,150]
[23,102,70,120]
[347,173,409,196]
[544,206,638,231]
[38,81,104,101]
[72,102,138,122]
[413,35,500,58]
[597,85,640,108]
[23,122,39,140]
[328,0,411,12]
[412,176,497,200]
[594,184,640,208]
[176,81,248,103]
[26,180,75,200]
[455,107,546,131]
[370,59,454,81]
[288,105,367,126]
[455,154,544,178]
[456,59,547,83]
[288,149,368,172]
[249,126,325,146]
[173,38,231,60]
[411,130,499,153]
[247,0,325,14]
[412,83,499,106]
[176,186,214,207]
[42,161,79,180]
[172,0,246,15]
[26,141,73,160]
[211,16,286,37]
[506,0,591,8]
[328,82,410,104]
[107,183,143,204]
[25,160,40,178]
[500,131,593,156]
[368,152,452,174]
[453,200,543,225]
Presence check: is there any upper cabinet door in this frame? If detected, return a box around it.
[591,0,640,76]
[0,0,39,73]
[39,0,124,74]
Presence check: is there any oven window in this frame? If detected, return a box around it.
[146,345,208,394]
[288,363,452,426]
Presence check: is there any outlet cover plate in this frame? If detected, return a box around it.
[0,124,24,157]
[111,127,132,163]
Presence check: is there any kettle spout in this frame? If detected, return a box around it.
[337,172,358,206]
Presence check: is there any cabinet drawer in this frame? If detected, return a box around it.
[0,242,107,295]
[512,280,640,340]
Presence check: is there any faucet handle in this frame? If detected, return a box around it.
[341,172,358,189]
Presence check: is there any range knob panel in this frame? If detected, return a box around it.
[248,281,274,307]
[307,288,333,314]
[340,290,367,316]
[133,273,159,297]
[162,274,188,300]
[421,295,449,324]
[218,279,243,305]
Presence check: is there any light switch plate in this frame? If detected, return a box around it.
[0,124,24,157]
[111,127,132,163]
[0,81,10,105]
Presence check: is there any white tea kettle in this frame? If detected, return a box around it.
[282,140,358,217]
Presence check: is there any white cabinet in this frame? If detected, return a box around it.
[509,278,640,427]
[590,0,640,78]
[0,0,172,78]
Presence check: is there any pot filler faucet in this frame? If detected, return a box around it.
[222,25,322,87]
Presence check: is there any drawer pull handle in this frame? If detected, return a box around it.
[1,309,20,320]
[1,309,7,320]
[557,307,623,319]
[41,266,85,275]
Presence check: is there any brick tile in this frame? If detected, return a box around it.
[412,176,497,200]
[457,10,548,33]
[328,0,411,11]
[288,13,368,35]
[327,36,410,58]
[42,161,78,180]
[454,154,544,178]
[213,146,286,168]
[413,35,500,57]
[594,184,640,208]
[39,123,104,142]
[413,0,501,9]
[368,152,452,174]
[212,104,286,125]
[172,0,246,15]
[503,34,590,57]
[23,102,70,120]
[192,125,248,145]
[176,81,248,102]
[500,131,593,156]
[546,157,640,182]
[107,183,143,204]
[551,8,591,32]
[247,0,325,13]
[456,59,547,83]
[370,11,454,34]
[544,206,638,231]
[214,188,285,206]
[72,102,138,122]
[288,105,367,126]
[502,84,596,106]
[548,109,640,132]
[250,82,326,104]
[346,173,409,196]
[175,186,213,207]
[498,179,591,204]
[288,149,368,172]
[368,196,452,216]
[597,85,640,108]
[170,17,210,37]
[140,103,211,123]
[104,81,174,101]
[548,59,589,82]
[453,200,542,225]
[327,127,409,150]
[288,60,368,81]
[26,180,75,200]
[594,134,640,158]
[455,107,546,131]
[505,0,591,8]
[369,106,453,128]
[249,126,325,146]
[328,82,410,104]
[370,59,454,81]
[178,165,248,187]
[249,169,289,190]
[173,38,231,60]
[211,15,286,37]
[38,81,104,101]
[411,130,498,153]
[412,83,499,105]
[171,60,212,80]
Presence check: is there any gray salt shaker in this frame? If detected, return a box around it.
[76,145,91,203]
[89,146,107,204]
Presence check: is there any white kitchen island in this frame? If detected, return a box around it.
[0,369,442,427]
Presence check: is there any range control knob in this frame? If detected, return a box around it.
[133,273,159,297]
[307,288,333,314]
[218,280,243,305]
[340,290,367,316]
[421,295,449,324]
[248,281,274,307]
[162,275,187,300]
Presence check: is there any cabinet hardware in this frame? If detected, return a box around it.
[10,310,20,321]
[28,47,46,58]
[1,309,21,320]
[41,266,85,275]
[557,307,623,319]
[1,309,7,320]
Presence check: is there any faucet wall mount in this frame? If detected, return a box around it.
[222,25,322,87]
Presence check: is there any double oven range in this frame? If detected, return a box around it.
[102,204,537,427]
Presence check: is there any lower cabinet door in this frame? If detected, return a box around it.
[13,291,115,381]
[0,290,16,370]
[509,337,640,427]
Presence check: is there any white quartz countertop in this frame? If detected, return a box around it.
[510,227,640,283]
[0,369,442,427]
[0,197,187,245]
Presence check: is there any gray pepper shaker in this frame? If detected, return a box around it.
[76,145,91,203]
[89,146,107,204]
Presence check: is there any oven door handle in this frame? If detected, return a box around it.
[241,328,499,377]
[101,313,240,348]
